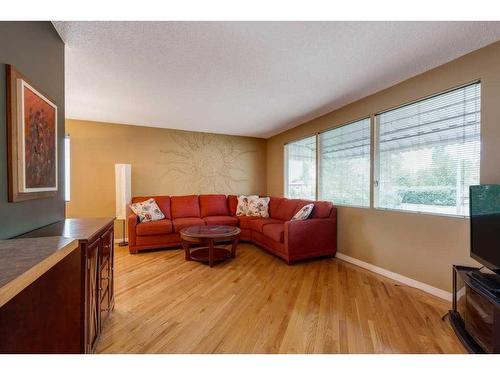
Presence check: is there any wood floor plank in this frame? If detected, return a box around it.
[97,244,466,354]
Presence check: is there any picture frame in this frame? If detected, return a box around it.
[6,64,58,202]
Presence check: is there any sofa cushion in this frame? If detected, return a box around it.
[172,217,205,232]
[132,196,171,219]
[292,200,312,214]
[170,195,201,219]
[237,215,260,229]
[272,199,300,221]
[247,197,270,218]
[136,219,173,236]
[262,223,285,243]
[203,216,238,226]
[227,195,238,216]
[129,198,166,222]
[236,195,259,216]
[199,195,229,217]
[310,201,333,218]
[269,197,285,218]
[292,203,314,221]
[249,218,284,233]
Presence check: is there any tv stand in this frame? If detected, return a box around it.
[449,265,500,353]
[468,271,500,293]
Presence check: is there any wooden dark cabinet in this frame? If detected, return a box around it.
[77,221,115,353]
[14,218,115,353]
[0,239,81,354]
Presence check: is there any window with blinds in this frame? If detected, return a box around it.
[375,82,481,216]
[284,135,316,200]
[319,118,371,207]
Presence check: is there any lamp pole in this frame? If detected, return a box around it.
[119,217,128,247]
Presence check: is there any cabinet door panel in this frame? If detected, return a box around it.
[105,227,115,309]
[86,239,100,353]
[100,227,113,261]
[99,257,110,325]
[98,226,114,329]
[100,288,110,323]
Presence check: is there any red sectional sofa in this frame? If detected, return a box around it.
[128,194,337,264]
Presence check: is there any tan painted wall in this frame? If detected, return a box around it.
[66,120,267,238]
[267,41,500,292]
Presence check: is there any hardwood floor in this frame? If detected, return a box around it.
[97,243,465,353]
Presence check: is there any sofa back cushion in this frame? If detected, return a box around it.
[199,194,229,217]
[269,197,333,220]
[227,195,238,216]
[170,195,201,218]
[271,198,300,221]
[269,197,284,218]
[131,196,171,219]
[292,199,313,215]
[310,201,333,218]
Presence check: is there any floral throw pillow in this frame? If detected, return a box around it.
[247,197,270,218]
[129,198,165,222]
[236,195,259,216]
[291,203,314,221]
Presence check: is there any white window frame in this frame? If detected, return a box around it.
[284,135,318,200]
[318,117,372,208]
[373,81,481,218]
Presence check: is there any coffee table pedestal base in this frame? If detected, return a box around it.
[189,247,232,264]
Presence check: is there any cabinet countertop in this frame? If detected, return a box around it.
[0,236,79,308]
[16,217,115,241]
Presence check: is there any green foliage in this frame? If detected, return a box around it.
[394,146,457,188]
[400,188,456,206]
[378,145,463,209]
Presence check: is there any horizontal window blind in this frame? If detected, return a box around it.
[319,118,371,206]
[375,82,481,216]
[285,135,316,200]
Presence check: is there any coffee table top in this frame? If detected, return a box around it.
[180,225,241,238]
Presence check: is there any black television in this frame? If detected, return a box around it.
[470,184,500,274]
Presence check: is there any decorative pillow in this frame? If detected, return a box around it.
[247,197,270,218]
[291,203,314,221]
[130,198,165,222]
[236,195,259,216]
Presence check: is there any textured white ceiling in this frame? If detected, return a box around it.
[53,21,500,138]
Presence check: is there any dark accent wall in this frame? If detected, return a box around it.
[0,22,65,239]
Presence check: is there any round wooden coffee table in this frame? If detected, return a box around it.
[180,225,241,267]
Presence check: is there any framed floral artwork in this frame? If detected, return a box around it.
[6,65,58,202]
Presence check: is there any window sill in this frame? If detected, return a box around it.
[373,206,469,219]
[324,203,470,219]
[330,203,370,209]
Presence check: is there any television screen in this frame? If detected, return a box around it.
[470,185,500,274]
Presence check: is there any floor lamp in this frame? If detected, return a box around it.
[115,164,131,247]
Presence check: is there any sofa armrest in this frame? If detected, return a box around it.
[128,213,139,246]
[329,206,337,218]
[284,218,337,256]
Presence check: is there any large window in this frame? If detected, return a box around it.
[319,118,371,207]
[283,82,480,217]
[285,135,316,200]
[375,82,481,216]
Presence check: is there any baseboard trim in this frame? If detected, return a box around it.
[114,238,128,244]
[335,252,452,301]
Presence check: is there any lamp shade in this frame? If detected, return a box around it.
[115,164,131,220]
